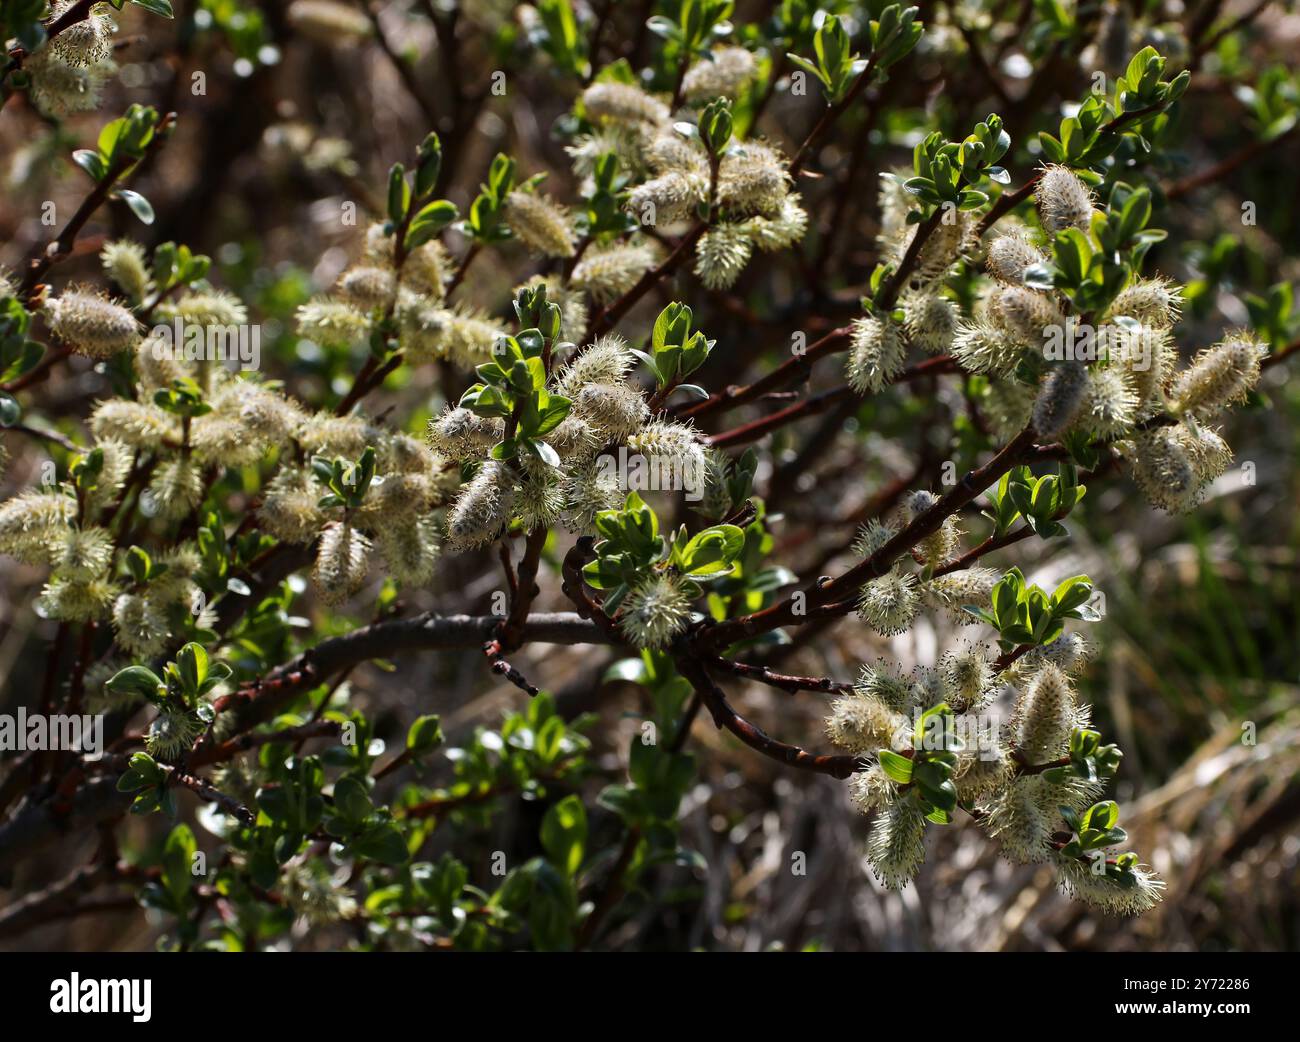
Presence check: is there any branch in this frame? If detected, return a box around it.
[698,425,1040,647]
[675,657,865,778]
[17,111,176,302]
[212,611,615,727]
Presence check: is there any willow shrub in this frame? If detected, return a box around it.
[0,1,1296,950]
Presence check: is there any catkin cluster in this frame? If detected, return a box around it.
[853,166,1261,514]
[575,67,807,292]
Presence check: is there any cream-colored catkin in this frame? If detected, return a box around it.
[902,293,959,354]
[446,461,516,549]
[909,213,976,285]
[950,317,1027,376]
[693,224,752,290]
[336,265,397,310]
[259,466,326,544]
[573,383,649,439]
[1037,165,1095,234]
[682,46,758,103]
[25,49,116,118]
[571,243,658,304]
[1130,422,1233,513]
[866,795,928,889]
[286,1,373,44]
[146,457,204,521]
[1031,360,1089,439]
[581,81,670,126]
[427,407,504,463]
[857,571,920,636]
[826,693,908,755]
[554,334,634,395]
[312,520,371,604]
[503,191,577,258]
[992,286,1063,347]
[1080,364,1139,438]
[922,566,999,625]
[296,299,371,347]
[846,316,907,394]
[1012,664,1077,763]
[986,230,1046,285]
[741,195,809,253]
[1169,335,1262,420]
[100,240,152,303]
[45,289,141,358]
[619,573,692,649]
[716,142,790,218]
[1109,278,1181,328]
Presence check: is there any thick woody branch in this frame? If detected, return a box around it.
[212,611,614,728]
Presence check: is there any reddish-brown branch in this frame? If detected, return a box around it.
[17,111,175,302]
[698,425,1040,647]
[705,355,960,448]
[675,658,864,778]
[1165,126,1297,201]
[708,656,852,696]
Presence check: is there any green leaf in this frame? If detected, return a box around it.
[0,392,19,427]
[116,189,155,225]
[333,776,373,823]
[71,149,106,181]
[130,0,174,16]
[106,665,164,705]
[175,642,208,694]
[677,524,744,578]
[877,748,913,784]
[540,794,587,877]
[353,823,410,865]
[407,714,444,753]
[1050,574,1093,614]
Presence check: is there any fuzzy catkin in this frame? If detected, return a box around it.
[296,298,371,346]
[555,335,634,395]
[922,566,999,625]
[694,224,752,290]
[1110,278,1181,328]
[620,574,692,648]
[45,290,141,358]
[1013,664,1077,763]
[336,265,397,310]
[100,241,152,303]
[1032,360,1089,439]
[986,230,1046,285]
[857,571,920,636]
[446,461,515,549]
[866,796,928,889]
[993,286,1063,347]
[312,521,371,604]
[826,693,907,755]
[503,191,577,258]
[575,383,649,439]
[1037,165,1095,234]
[25,50,115,117]
[902,293,959,354]
[682,46,758,103]
[286,1,373,44]
[581,81,669,126]
[1170,336,1262,420]
[845,316,906,394]
[571,243,658,304]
